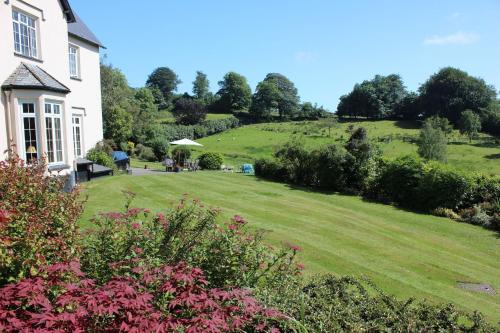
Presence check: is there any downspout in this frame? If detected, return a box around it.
[3,90,12,155]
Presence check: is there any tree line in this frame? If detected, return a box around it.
[337,67,500,136]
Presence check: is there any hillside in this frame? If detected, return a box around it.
[190,120,500,175]
[80,172,500,323]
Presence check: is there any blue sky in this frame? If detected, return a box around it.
[71,0,500,110]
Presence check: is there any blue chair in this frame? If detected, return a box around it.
[242,164,254,174]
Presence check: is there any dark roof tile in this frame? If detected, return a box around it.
[2,63,71,94]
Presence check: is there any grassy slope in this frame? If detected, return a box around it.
[189,120,500,175]
[80,172,500,323]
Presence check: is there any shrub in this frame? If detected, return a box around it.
[254,158,286,182]
[81,195,300,289]
[172,145,192,164]
[0,261,283,332]
[198,152,224,170]
[160,116,240,142]
[138,146,156,162]
[314,145,352,191]
[86,148,115,169]
[418,119,447,162]
[149,138,169,161]
[0,153,82,284]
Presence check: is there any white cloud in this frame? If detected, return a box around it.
[423,31,479,46]
[294,51,316,64]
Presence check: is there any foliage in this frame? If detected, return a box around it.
[251,73,300,120]
[299,102,330,120]
[0,261,282,332]
[478,106,500,136]
[172,146,192,164]
[131,87,158,144]
[459,110,482,142]
[103,105,133,144]
[86,148,115,169]
[215,71,252,113]
[160,116,240,142]
[418,67,497,123]
[146,67,181,106]
[198,152,224,170]
[172,97,207,125]
[418,118,448,162]
[0,154,81,285]
[150,138,169,161]
[192,70,210,101]
[337,74,408,119]
[258,274,495,333]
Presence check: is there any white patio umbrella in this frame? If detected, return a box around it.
[169,138,203,169]
[169,138,203,147]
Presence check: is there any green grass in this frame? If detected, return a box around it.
[189,120,500,175]
[80,172,500,323]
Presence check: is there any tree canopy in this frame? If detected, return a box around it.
[418,67,496,123]
[250,73,300,119]
[146,67,182,106]
[192,71,210,101]
[459,110,482,142]
[172,97,207,125]
[215,72,252,113]
[417,119,447,162]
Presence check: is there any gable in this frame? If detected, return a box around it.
[59,0,76,23]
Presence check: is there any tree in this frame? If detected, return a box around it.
[459,110,482,142]
[318,116,338,137]
[337,74,407,119]
[146,67,182,106]
[249,80,280,120]
[418,67,496,123]
[172,97,207,125]
[344,127,376,191]
[427,115,453,137]
[103,105,133,144]
[417,119,447,162]
[251,73,300,119]
[215,72,252,113]
[192,71,210,101]
[299,102,328,120]
[131,88,158,144]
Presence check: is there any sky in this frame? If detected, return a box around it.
[71,0,500,111]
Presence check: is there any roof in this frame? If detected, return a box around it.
[59,0,76,23]
[1,63,71,94]
[68,13,104,48]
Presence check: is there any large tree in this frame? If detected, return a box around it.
[192,71,210,101]
[337,74,407,119]
[131,88,159,144]
[418,67,497,123]
[249,80,280,120]
[103,105,133,144]
[250,73,300,119]
[146,67,182,107]
[215,72,252,113]
[172,97,207,125]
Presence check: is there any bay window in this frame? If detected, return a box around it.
[12,10,38,58]
[19,102,39,163]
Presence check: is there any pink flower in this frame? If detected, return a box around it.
[0,209,12,225]
[228,224,237,231]
[131,223,140,230]
[286,242,302,252]
[233,215,246,224]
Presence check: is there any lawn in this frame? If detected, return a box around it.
[189,120,500,175]
[80,172,500,323]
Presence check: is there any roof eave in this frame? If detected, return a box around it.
[59,0,76,23]
[68,32,106,49]
[1,85,71,95]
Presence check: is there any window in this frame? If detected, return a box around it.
[45,102,64,164]
[19,102,39,163]
[72,115,83,157]
[12,10,38,58]
[68,45,80,78]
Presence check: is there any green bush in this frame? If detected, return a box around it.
[254,158,286,182]
[172,145,192,164]
[138,146,156,162]
[86,148,115,169]
[149,138,169,161]
[198,152,224,170]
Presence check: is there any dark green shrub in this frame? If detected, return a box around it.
[314,145,352,191]
[275,139,316,185]
[86,148,115,169]
[149,138,169,161]
[139,146,156,162]
[198,152,224,170]
[172,145,192,164]
[254,158,287,182]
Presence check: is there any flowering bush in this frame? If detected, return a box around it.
[0,261,282,332]
[81,194,302,288]
[0,153,82,284]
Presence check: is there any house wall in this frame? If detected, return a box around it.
[0,0,103,166]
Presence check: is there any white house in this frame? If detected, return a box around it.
[0,0,103,173]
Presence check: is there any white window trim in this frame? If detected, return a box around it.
[68,44,80,79]
[44,101,65,165]
[12,9,39,59]
[18,100,40,163]
[72,114,84,158]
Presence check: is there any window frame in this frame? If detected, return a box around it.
[68,44,80,79]
[12,9,39,59]
[18,100,40,163]
[44,101,65,165]
[72,115,84,158]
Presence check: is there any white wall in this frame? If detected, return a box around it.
[0,0,103,165]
